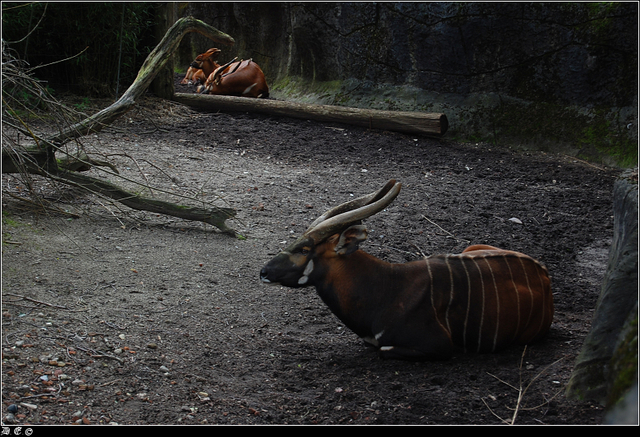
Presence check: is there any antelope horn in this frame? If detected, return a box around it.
[212,57,238,84]
[305,180,401,243]
[307,179,398,229]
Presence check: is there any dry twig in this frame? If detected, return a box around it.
[2,18,239,235]
[482,346,565,425]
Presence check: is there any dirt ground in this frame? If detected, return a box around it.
[1,79,623,425]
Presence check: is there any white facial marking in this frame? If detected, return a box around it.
[303,260,314,276]
[298,260,314,285]
[380,346,394,352]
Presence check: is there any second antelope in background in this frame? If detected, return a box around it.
[189,48,269,98]
[260,180,554,361]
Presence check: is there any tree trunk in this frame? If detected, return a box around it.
[49,171,237,235]
[172,92,448,136]
[3,17,239,235]
[47,17,234,146]
[151,3,178,99]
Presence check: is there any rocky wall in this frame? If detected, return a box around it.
[566,169,638,424]
[178,2,637,166]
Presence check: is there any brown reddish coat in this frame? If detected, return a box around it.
[260,180,553,360]
[180,48,222,85]
[189,48,269,98]
[180,66,206,85]
[198,58,269,98]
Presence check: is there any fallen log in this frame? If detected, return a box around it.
[2,17,239,235]
[2,147,237,235]
[2,146,118,174]
[49,171,238,235]
[173,92,448,136]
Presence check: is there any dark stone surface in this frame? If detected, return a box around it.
[177,3,637,166]
[566,170,638,419]
[180,2,637,108]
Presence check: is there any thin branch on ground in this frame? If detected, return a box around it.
[2,18,239,235]
[482,346,566,425]
[421,214,470,245]
[3,293,75,311]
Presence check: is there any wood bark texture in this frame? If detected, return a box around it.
[3,17,238,235]
[173,92,448,136]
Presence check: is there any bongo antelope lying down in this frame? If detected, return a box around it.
[260,180,553,361]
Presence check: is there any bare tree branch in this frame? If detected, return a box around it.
[47,16,235,145]
[2,17,239,235]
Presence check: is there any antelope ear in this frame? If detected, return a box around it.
[335,225,368,255]
[205,48,221,59]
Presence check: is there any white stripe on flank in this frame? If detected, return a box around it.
[504,255,521,343]
[444,256,455,336]
[470,258,485,352]
[243,83,257,95]
[460,257,472,351]
[518,256,535,327]
[427,251,548,352]
[425,258,446,333]
[482,257,500,352]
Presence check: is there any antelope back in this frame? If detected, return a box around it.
[205,59,269,98]
[425,247,553,353]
